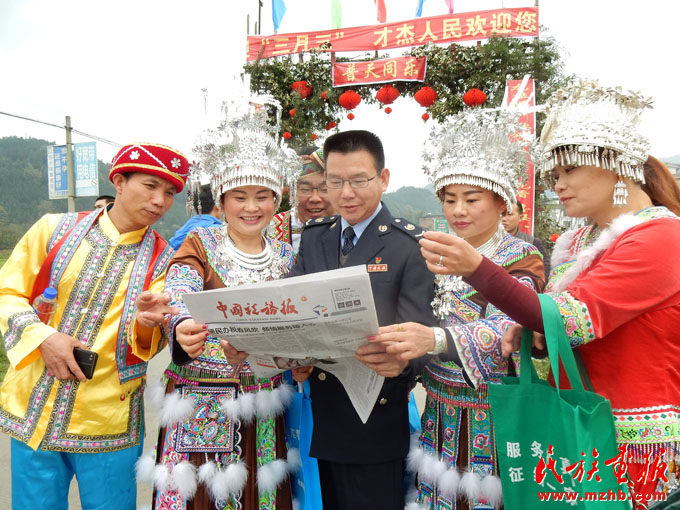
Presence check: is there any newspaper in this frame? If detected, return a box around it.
[182,265,384,424]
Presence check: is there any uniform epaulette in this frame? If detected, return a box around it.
[303,214,340,228]
[391,217,425,238]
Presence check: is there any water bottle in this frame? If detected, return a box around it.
[33,287,58,324]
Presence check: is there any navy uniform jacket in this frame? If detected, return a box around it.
[288,204,436,464]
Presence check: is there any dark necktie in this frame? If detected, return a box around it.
[341,226,355,256]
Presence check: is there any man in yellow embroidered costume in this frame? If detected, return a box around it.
[0,143,189,509]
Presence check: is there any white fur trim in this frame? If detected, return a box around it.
[405,485,420,507]
[422,454,448,484]
[220,397,242,419]
[460,470,482,501]
[257,459,289,494]
[406,443,427,473]
[209,469,231,502]
[159,392,195,427]
[197,460,217,486]
[480,474,503,508]
[173,461,198,500]
[409,445,504,506]
[405,503,428,510]
[135,453,156,483]
[256,383,294,417]
[221,385,293,422]
[145,379,167,410]
[552,214,643,293]
[223,462,249,494]
[550,228,577,267]
[437,468,460,498]
[286,447,302,472]
[209,462,249,501]
[276,383,295,408]
[237,392,257,423]
[255,389,279,417]
[153,463,172,492]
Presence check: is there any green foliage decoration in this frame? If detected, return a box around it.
[244,33,572,145]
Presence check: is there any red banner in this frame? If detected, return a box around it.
[247,7,538,61]
[333,56,427,87]
[505,77,536,236]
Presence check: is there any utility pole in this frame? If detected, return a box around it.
[65,116,76,212]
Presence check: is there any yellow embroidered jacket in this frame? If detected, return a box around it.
[0,209,171,452]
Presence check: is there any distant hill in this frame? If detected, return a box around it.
[0,136,190,249]
[0,136,442,249]
[662,155,680,165]
[382,185,441,224]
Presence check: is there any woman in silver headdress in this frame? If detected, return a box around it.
[372,109,545,510]
[137,98,298,509]
[416,81,680,505]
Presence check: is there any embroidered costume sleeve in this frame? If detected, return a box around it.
[566,218,680,339]
[445,272,539,389]
[0,214,64,369]
[164,232,208,362]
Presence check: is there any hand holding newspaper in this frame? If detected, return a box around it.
[182,265,384,423]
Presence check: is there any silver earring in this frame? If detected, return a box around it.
[613,177,628,207]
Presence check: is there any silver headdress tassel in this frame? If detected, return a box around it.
[189,94,300,212]
[422,109,531,214]
[535,79,653,184]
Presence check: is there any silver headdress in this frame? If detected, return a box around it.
[422,109,531,213]
[535,79,653,183]
[189,94,300,212]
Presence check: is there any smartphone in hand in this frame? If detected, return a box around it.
[73,347,98,379]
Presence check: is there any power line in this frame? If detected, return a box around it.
[0,110,123,148]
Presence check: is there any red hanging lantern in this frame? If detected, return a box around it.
[310,133,318,141]
[291,81,312,99]
[414,86,437,108]
[325,121,337,130]
[338,90,362,111]
[321,91,328,100]
[462,88,487,107]
[347,112,355,121]
[422,112,430,122]
[289,109,296,117]
[384,107,392,115]
[376,84,400,105]
[282,131,292,140]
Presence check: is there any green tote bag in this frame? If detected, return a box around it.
[488,294,629,509]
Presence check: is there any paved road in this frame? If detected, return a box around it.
[0,349,169,509]
[0,350,427,509]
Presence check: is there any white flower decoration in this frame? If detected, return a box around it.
[171,158,181,169]
[130,151,140,160]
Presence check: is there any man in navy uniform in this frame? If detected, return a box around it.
[289,130,436,510]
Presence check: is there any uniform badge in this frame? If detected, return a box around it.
[330,221,338,229]
[405,224,415,230]
[375,257,382,263]
[378,225,387,232]
[367,264,388,272]
[394,218,402,223]
[315,218,324,223]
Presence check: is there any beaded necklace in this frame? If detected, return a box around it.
[214,225,288,287]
